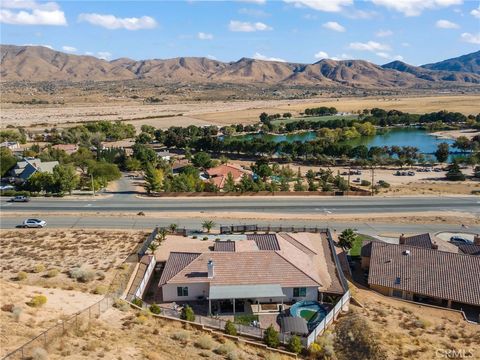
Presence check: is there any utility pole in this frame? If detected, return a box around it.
[91,174,95,197]
[347,163,351,196]
[371,165,375,196]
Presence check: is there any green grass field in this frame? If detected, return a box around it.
[272,114,358,125]
[349,233,378,257]
[300,309,317,322]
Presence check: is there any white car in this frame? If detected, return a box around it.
[22,219,47,228]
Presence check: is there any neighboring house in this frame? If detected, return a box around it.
[157,151,172,161]
[51,144,79,155]
[0,141,20,151]
[363,241,480,312]
[10,157,59,181]
[157,232,344,314]
[171,159,190,174]
[205,164,250,189]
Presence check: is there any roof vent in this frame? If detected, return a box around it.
[403,250,411,256]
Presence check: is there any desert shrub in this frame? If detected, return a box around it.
[195,335,214,350]
[224,320,237,336]
[33,264,45,273]
[17,271,27,281]
[92,285,107,295]
[180,305,195,321]
[32,347,48,360]
[12,306,23,322]
[113,299,129,312]
[135,314,148,324]
[202,236,208,241]
[46,269,59,278]
[288,335,303,354]
[226,352,238,360]
[215,341,236,355]
[334,312,387,360]
[171,331,189,342]
[149,304,162,314]
[263,325,279,348]
[69,267,95,282]
[309,342,322,355]
[414,318,431,329]
[361,180,371,186]
[131,298,143,307]
[378,180,390,188]
[1,304,14,312]
[28,295,47,307]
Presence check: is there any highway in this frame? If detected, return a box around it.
[1,195,479,215]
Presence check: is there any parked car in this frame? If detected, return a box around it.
[449,236,472,245]
[21,219,47,228]
[407,171,415,176]
[0,184,15,191]
[8,195,30,202]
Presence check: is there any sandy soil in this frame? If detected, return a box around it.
[2,94,479,129]
[0,229,148,293]
[0,280,102,356]
[432,129,480,140]
[350,284,480,360]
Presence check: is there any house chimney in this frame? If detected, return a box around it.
[399,234,406,245]
[207,259,215,279]
[403,250,411,256]
[474,234,480,246]
[431,242,439,250]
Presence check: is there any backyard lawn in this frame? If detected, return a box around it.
[349,233,377,257]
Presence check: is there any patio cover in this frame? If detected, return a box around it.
[280,316,309,335]
[209,284,285,300]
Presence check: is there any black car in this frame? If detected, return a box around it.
[449,236,472,245]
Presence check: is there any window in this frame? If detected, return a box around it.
[177,286,188,297]
[293,287,307,297]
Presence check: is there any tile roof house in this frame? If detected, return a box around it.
[367,242,480,308]
[51,144,79,155]
[205,164,250,189]
[157,232,344,312]
[11,157,59,181]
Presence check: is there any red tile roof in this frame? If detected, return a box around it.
[368,242,480,306]
[158,252,200,285]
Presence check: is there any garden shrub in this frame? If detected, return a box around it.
[195,335,214,350]
[28,295,47,307]
[131,298,143,307]
[224,320,237,336]
[113,299,130,312]
[149,304,162,314]
[361,180,371,186]
[288,335,303,354]
[215,341,236,355]
[180,305,195,321]
[263,325,279,348]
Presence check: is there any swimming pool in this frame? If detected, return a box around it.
[289,300,327,330]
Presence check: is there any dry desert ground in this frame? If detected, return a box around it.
[1,94,479,129]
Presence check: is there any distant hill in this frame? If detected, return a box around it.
[421,51,480,74]
[1,44,480,88]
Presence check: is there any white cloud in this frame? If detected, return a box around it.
[0,0,67,26]
[375,29,393,37]
[253,52,285,62]
[206,54,217,60]
[283,0,353,12]
[344,9,378,19]
[471,7,480,18]
[198,32,213,40]
[349,41,390,52]
[322,21,345,32]
[78,13,157,30]
[376,52,404,61]
[238,8,270,17]
[435,19,459,29]
[314,51,329,59]
[371,0,463,17]
[23,43,53,49]
[229,20,272,32]
[461,32,480,44]
[97,51,112,60]
[62,45,77,52]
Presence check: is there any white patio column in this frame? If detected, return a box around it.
[233,299,236,315]
[209,299,211,315]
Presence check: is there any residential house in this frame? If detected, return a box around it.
[0,141,20,151]
[51,144,79,155]
[10,157,59,181]
[206,164,250,189]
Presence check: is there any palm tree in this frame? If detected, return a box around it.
[201,220,216,233]
[338,228,357,251]
[157,228,168,243]
[169,223,178,233]
[148,242,158,253]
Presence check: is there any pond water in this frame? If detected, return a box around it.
[242,128,456,155]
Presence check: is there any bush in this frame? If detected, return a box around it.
[377,180,390,188]
[149,304,162,314]
[360,180,371,186]
[309,342,322,355]
[131,298,143,307]
[224,320,237,336]
[180,305,195,321]
[12,306,23,322]
[33,264,45,273]
[135,314,148,324]
[17,271,27,281]
[195,335,214,350]
[69,267,95,282]
[263,325,279,348]
[288,335,303,354]
[202,236,208,241]
[28,295,47,307]
[92,285,107,295]
[1,304,14,312]
[215,341,236,355]
[113,299,129,312]
[45,269,59,278]
[171,331,189,342]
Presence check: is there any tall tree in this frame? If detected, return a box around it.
[0,147,17,177]
[223,172,236,192]
[445,161,466,181]
[52,164,79,195]
[144,163,164,193]
[434,142,449,163]
[338,228,358,250]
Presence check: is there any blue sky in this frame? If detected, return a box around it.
[1,0,479,65]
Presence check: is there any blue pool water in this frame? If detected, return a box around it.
[289,300,327,330]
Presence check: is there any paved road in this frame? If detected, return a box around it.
[1,195,479,215]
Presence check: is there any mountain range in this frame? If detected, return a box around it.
[1,45,479,89]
